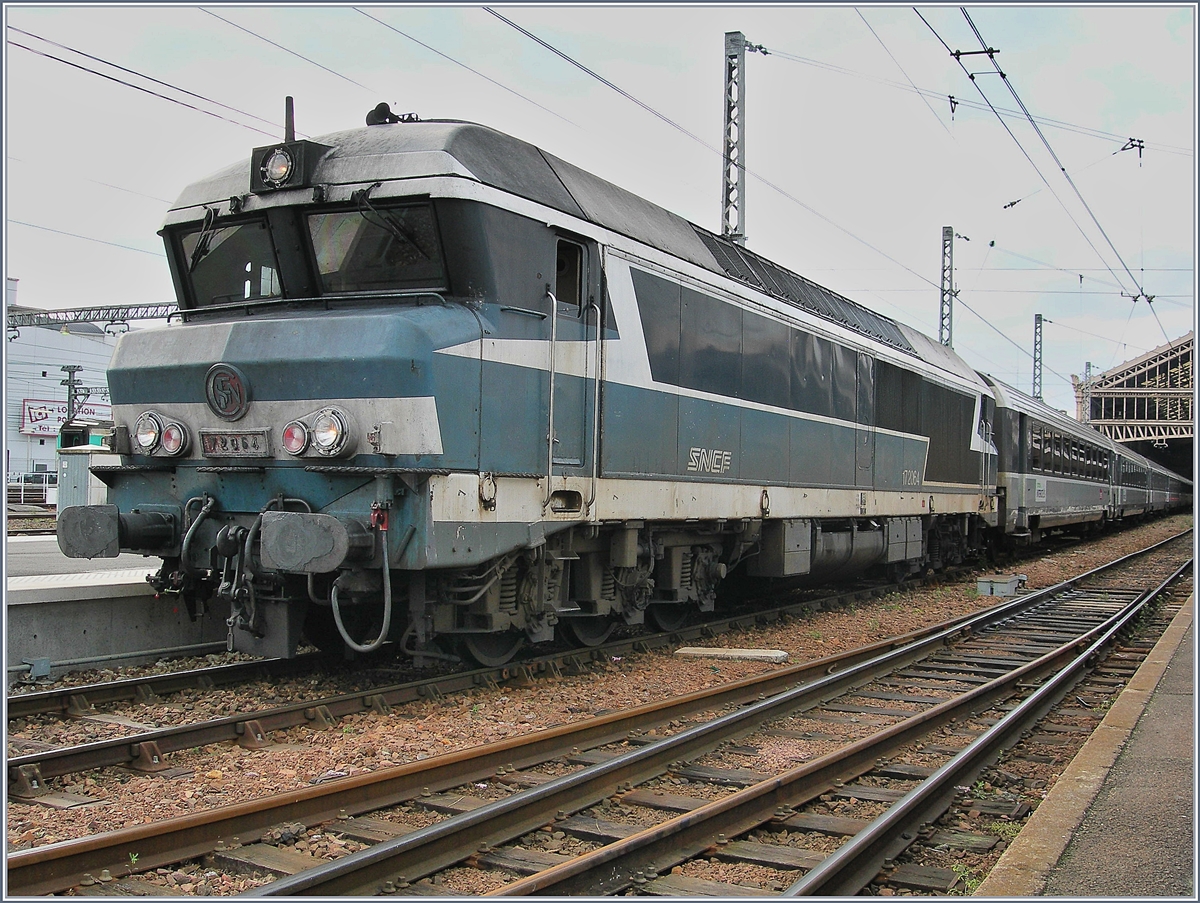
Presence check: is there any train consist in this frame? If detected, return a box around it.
[58,115,1191,666]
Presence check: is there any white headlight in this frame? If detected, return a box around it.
[134,412,162,453]
[311,408,348,456]
[261,147,293,186]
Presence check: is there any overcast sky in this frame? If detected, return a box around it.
[4,3,1195,415]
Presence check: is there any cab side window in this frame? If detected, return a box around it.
[555,239,584,312]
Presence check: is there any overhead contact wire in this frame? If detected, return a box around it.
[483,7,712,148]
[486,7,939,292]
[6,39,279,139]
[856,9,952,137]
[7,26,289,134]
[959,9,1175,349]
[11,220,166,257]
[954,296,1074,388]
[915,6,1172,357]
[200,8,375,94]
[960,9,1145,301]
[760,45,1191,157]
[354,9,577,127]
[914,8,1120,294]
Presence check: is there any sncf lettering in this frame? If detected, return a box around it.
[687,447,732,474]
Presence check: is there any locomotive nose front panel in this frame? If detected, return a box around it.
[106,305,483,470]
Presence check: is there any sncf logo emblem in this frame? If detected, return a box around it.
[205,363,251,421]
[687,447,733,474]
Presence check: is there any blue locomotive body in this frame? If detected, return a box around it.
[57,119,1190,664]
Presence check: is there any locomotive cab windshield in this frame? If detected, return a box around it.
[308,200,447,294]
[169,197,449,308]
[179,216,282,307]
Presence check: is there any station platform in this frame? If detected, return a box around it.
[6,567,228,683]
[976,593,1194,897]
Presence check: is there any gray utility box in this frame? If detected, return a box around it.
[885,517,923,562]
[978,574,1026,596]
[57,447,120,512]
[748,518,812,577]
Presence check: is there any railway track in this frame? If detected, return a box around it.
[2,526,1102,726]
[7,530,1190,896]
[5,573,951,785]
[5,510,57,534]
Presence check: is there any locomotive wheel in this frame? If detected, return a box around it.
[559,617,616,648]
[459,631,525,667]
[646,603,688,632]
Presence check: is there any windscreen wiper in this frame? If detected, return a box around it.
[187,207,219,273]
[351,183,431,261]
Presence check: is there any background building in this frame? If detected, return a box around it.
[1072,332,1194,481]
[5,277,119,477]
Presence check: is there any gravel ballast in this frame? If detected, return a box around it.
[5,514,1191,894]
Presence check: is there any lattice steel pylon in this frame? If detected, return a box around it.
[1073,332,1193,443]
[722,32,749,247]
[939,226,954,347]
[1032,313,1044,401]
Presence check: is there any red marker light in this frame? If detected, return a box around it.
[282,421,309,455]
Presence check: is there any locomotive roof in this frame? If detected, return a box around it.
[172,120,927,359]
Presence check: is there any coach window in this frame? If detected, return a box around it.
[555,239,584,313]
[1030,426,1042,471]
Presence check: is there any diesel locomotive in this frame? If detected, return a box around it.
[57,112,1191,666]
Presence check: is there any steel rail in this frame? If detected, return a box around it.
[7,654,330,720]
[242,537,1190,896]
[5,569,896,724]
[6,531,1189,895]
[784,555,1193,895]
[488,558,1192,895]
[3,576,975,782]
[5,524,1160,723]
[2,612,979,896]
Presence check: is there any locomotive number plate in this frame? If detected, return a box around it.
[199,428,272,457]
